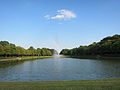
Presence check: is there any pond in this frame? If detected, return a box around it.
[0,58,120,81]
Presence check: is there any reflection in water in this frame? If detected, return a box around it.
[0,58,120,81]
[0,61,24,68]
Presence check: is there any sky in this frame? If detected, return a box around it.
[0,0,120,52]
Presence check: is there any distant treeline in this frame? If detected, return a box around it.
[0,41,56,57]
[60,34,120,57]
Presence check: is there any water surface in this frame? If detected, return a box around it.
[0,58,120,81]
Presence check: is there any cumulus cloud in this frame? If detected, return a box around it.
[45,9,76,20]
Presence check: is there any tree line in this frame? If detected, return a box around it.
[0,41,56,57]
[60,34,120,57]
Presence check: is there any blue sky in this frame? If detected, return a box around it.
[0,0,120,52]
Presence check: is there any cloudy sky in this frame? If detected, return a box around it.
[0,0,120,52]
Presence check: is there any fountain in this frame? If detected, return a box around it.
[53,50,61,58]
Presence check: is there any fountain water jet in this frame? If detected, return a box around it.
[52,34,62,58]
[53,50,61,58]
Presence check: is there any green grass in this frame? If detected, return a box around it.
[0,79,120,90]
[0,56,53,64]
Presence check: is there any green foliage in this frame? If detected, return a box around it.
[60,34,120,57]
[0,41,55,57]
[60,49,70,55]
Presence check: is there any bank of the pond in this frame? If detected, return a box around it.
[0,56,53,64]
[0,79,120,90]
[66,55,120,60]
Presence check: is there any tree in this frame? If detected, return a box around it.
[60,49,70,55]
[0,41,56,57]
[60,34,120,57]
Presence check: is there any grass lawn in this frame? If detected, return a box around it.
[0,56,53,64]
[0,79,120,90]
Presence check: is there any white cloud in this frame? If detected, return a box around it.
[44,15,50,19]
[45,9,76,20]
